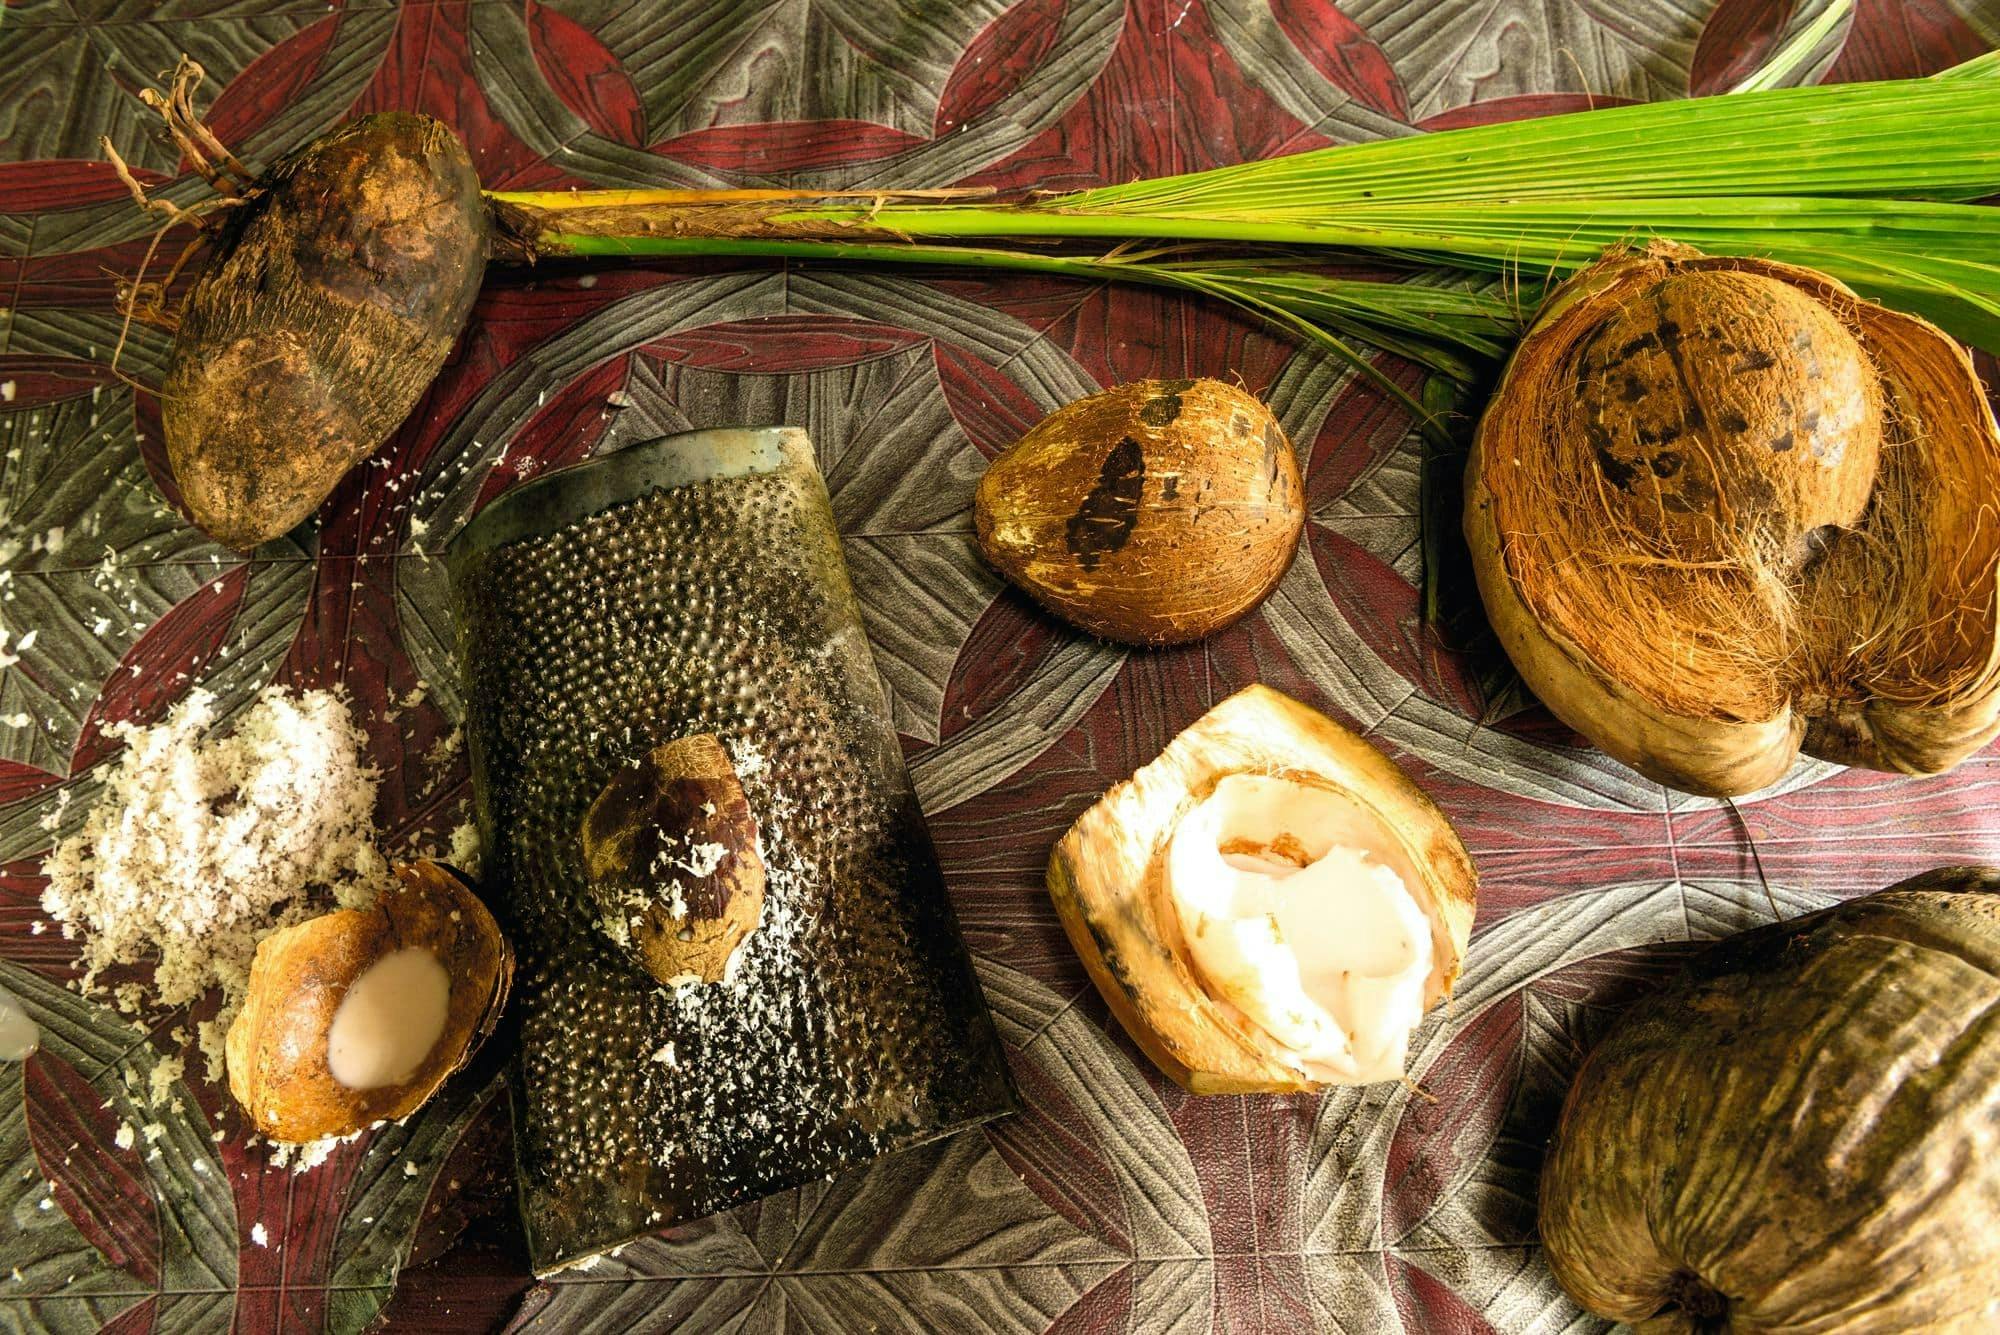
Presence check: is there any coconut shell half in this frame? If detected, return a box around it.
[1541,868,2000,1332]
[225,860,512,1142]
[1467,245,2000,796]
[1047,684,1477,1093]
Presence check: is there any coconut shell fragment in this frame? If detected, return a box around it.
[580,733,767,986]
[1541,868,2000,1333]
[225,860,511,1143]
[975,379,1304,645]
[1048,684,1477,1093]
[164,113,488,550]
[1467,245,2000,796]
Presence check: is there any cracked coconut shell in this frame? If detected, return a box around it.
[579,732,766,986]
[225,860,511,1142]
[1047,684,1477,1093]
[974,379,1304,645]
[1466,246,2000,797]
[1541,867,2000,1333]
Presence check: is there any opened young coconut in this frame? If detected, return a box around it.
[1467,244,2000,797]
[225,859,511,1142]
[975,379,1304,646]
[1542,867,2000,1332]
[1048,684,1477,1093]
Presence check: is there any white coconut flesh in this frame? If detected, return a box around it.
[326,947,452,1090]
[1167,774,1435,1082]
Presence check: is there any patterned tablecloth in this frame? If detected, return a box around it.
[4,1,1999,1331]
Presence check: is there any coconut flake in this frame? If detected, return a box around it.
[39,688,394,1077]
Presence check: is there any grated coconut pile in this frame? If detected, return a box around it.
[40,686,395,1078]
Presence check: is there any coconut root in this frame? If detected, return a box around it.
[100,59,255,386]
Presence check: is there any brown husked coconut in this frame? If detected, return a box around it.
[1466,245,2000,797]
[1048,684,1477,1093]
[163,112,488,551]
[1541,868,2000,1333]
[974,379,1304,646]
[225,860,511,1143]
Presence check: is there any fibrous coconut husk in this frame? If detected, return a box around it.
[1540,868,2000,1332]
[1466,245,2000,796]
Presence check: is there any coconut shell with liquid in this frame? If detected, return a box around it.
[1541,868,2000,1332]
[225,860,511,1142]
[1466,245,2000,796]
[164,113,488,550]
[975,379,1304,645]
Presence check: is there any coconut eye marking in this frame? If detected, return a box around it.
[1139,394,1183,427]
[1064,435,1147,571]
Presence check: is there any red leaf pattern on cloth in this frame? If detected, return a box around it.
[25,1052,163,1286]
[654,119,930,174]
[68,565,248,774]
[936,0,1069,136]
[0,161,169,214]
[524,0,648,146]
[1271,0,1411,119]
[203,11,344,152]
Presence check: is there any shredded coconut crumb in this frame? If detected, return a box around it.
[114,1123,135,1151]
[250,1223,269,1248]
[39,688,394,1077]
[447,821,481,877]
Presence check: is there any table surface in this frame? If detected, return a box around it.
[5,0,2000,1331]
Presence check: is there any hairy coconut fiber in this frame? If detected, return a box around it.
[1466,245,2000,796]
[1541,867,2000,1333]
[164,113,487,550]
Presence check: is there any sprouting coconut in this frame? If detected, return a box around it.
[108,63,487,550]
[1465,245,2000,797]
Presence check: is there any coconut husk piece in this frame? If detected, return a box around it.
[1541,867,2000,1332]
[1466,244,2000,796]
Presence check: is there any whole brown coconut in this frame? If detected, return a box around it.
[1540,868,2000,1333]
[974,379,1304,645]
[1466,245,2000,796]
[164,113,488,550]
